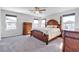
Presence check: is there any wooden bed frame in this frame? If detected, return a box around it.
[30,19,61,45]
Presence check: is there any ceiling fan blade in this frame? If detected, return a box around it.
[39,9,46,11]
[35,7,39,9]
[29,7,46,14]
[39,11,42,13]
[30,10,36,11]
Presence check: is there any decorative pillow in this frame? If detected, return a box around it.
[47,25,57,28]
[47,25,53,28]
[53,25,58,28]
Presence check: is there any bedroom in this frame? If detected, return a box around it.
[0,7,79,52]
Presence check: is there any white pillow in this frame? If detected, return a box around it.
[47,25,53,28]
[53,25,57,28]
[47,25,57,28]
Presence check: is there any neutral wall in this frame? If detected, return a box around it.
[1,9,34,37]
[46,8,79,30]
[0,8,1,39]
[1,8,79,37]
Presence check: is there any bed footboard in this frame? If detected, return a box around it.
[31,30,48,45]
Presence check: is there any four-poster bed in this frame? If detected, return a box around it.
[30,19,61,45]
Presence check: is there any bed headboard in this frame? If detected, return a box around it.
[47,19,58,25]
[47,19,61,28]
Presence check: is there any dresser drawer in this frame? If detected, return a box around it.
[64,46,71,52]
[63,30,79,52]
[64,37,79,52]
[65,32,79,39]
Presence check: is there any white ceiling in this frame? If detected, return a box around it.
[1,7,77,17]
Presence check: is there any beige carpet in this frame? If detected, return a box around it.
[0,35,63,52]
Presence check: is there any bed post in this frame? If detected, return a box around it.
[46,41,48,45]
[60,16,62,32]
[46,42,48,45]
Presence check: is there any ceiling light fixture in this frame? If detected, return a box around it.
[30,7,46,14]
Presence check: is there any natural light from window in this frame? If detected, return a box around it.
[41,20,45,27]
[62,14,75,30]
[34,20,39,24]
[33,19,46,28]
[33,20,39,27]
[6,15,17,30]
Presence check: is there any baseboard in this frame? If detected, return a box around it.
[1,34,22,39]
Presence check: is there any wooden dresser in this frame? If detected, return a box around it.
[23,22,32,35]
[63,30,79,52]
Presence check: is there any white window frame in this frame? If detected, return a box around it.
[33,18,46,28]
[62,13,75,30]
[5,14,17,30]
[41,19,46,27]
[33,19,39,27]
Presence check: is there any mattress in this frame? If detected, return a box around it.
[32,27,61,41]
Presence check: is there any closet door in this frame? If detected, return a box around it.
[23,22,32,35]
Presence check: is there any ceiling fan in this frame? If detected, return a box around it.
[30,7,46,14]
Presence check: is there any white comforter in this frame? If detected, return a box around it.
[47,28,61,40]
[32,27,61,41]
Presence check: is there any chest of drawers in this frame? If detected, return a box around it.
[63,30,79,52]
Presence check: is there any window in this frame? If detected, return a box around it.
[62,13,75,30]
[33,18,46,28]
[41,20,46,27]
[33,20,39,27]
[6,14,17,30]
